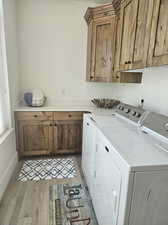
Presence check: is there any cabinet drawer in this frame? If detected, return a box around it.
[15,111,53,121]
[54,112,84,121]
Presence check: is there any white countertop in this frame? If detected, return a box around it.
[91,114,168,172]
[14,103,117,115]
[14,105,95,112]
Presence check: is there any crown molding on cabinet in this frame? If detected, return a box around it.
[85,2,143,83]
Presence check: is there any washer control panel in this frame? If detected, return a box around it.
[116,103,145,123]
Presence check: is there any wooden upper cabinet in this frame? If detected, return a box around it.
[85,0,168,77]
[85,3,142,83]
[115,0,153,71]
[85,4,118,82]
[90,17,116,82]
[148,0,168,67]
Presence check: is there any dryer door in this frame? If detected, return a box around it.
[92,137,122,225]
[82,114,97,198]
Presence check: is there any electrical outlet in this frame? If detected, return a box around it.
[61,89,66,96]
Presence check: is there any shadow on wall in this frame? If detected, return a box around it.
[110,66,168,115]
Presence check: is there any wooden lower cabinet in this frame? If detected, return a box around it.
[17,120,53,157]
[53,120,82,154]
[15,111,84,157]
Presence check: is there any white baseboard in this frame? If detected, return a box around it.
[0,150,18,201]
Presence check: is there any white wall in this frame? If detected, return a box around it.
[3,0,19,117]
[0,0,19,201]
[16,0,168,116]
[0,130,18,200]
[16,0,117,104]
[110,66,168,116]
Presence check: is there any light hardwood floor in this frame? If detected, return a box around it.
[0,155,83,225]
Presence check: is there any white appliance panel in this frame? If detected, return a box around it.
[92,135,122,225]
[82,114,97,198]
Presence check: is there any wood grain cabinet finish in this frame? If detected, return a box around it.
[53,112,83,154]
[53,112,83,121]
[115,0,153,71]
[15,111,84,157]
[89,16,117,82]
[147,0,168,67]
[17,120,53,156]
[85,3,142,83]
[86,0,168,75]
[15,111,53,121]
[53,120,82,154]
[85,5,117,82]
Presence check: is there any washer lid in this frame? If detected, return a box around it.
[142,112,168,140]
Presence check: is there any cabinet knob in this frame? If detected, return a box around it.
[34,115,38,118]
[87,122,89,126]
[90,76,94,79]
[54,124,57,127]
[125,61,128,64]
[49,124,52,126]
[128,61,132,64]
[68,114,72,118]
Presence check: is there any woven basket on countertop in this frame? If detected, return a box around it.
[91,99,120,109]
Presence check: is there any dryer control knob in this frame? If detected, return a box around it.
[136,113,141,118]
[131,111,136,116]
[125,109,130,113]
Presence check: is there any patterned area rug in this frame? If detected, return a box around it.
[17,158,77,182]
[49,182,98,225]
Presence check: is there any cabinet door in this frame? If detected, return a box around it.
[82,115,96,198]
[18,120,53,156]
[92,139,121,225]
[116,0,153,71]
[129,171,168,225]
[148,0,168,67]
[88,16,117,82]
[53,120,82,154]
